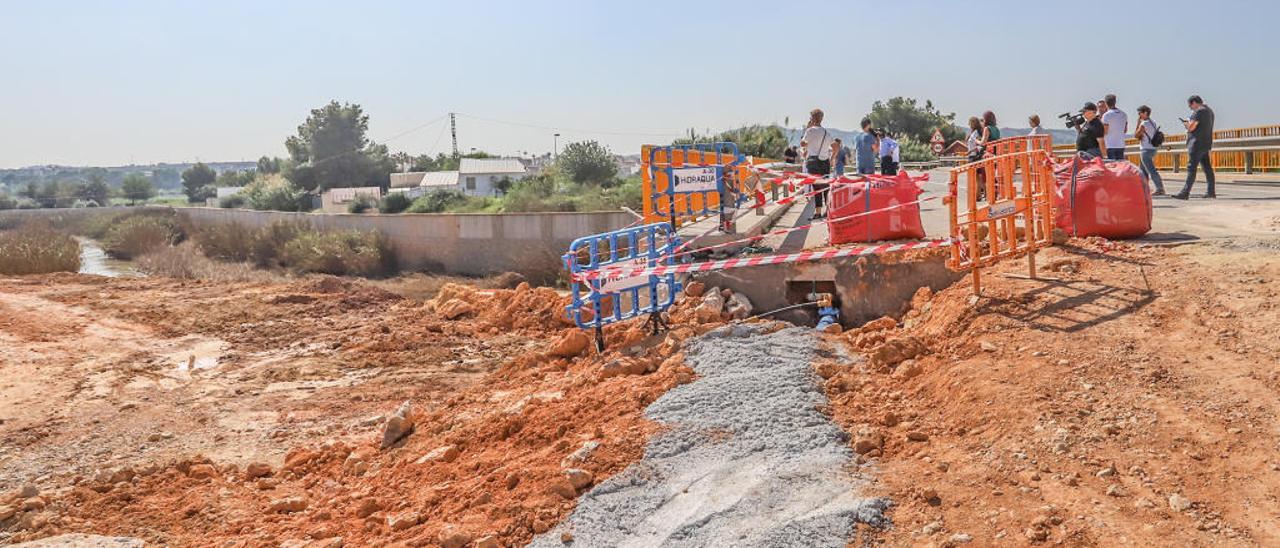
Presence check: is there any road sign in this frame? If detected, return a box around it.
[930,129,946,154]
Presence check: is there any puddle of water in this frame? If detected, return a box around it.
[167,339,226,375]
[76,237,140,278]
[177,356,219,372]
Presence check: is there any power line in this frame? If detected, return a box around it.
[306,112,449,169]
[450,112,458,158]
[453,113,685,138]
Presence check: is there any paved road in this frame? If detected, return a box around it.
[762,169,1279,252]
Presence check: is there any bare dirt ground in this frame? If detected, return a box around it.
[3,233,1280,547]
[823,238,1280,546]
[0,273,699,546]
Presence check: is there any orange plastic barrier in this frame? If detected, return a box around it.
[640,146,772,227]
[947,149,1057,294]
[828,172,927,244]
[984,134,1053,157]
[1052,157,1152,239]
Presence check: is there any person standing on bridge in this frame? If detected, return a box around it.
[965,117,983,162]
[831,138,848,180]
[854,117,879,176]
[1134,105,1166,195]
[980,111,1001,148]
[1101,94,1129,160]
[799,109,833,218]
[1074,102,1106,159]
[1028,115,1046,136]
[1171,95,1216,200]
[878,130,900,175]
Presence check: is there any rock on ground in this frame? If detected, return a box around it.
[10,534,145,547]
[380,400,415,449]
[532,324,890,547]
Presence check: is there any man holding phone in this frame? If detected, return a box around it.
[1171,95,1216,199]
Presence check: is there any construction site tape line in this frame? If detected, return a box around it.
[574,239,955,282]
[674,180,863,253]
[671,195,941,260]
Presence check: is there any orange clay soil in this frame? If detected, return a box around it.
[820,239,1280,546]
[0,274,718,546]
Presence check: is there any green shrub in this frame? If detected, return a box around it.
[192,220,311,268]
[347,195,377,214]
[280,229,393,276]
[242,175,308,211]
[219,194,246,208]
[406,189,468,213]
[0,224,82,275]
[379,192,412,214]
[249,220,307,268]
[194,222,255,262]
[101,214,184,259]
[71,211,125,239]
[0,193,16,210]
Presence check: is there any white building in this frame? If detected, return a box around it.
[458,158,526,196]
[388,158,528,198]
[389,171,460,199]
[215,186,244,199]
[320,186,382,212]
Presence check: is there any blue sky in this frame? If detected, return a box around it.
[1,0,1273,167]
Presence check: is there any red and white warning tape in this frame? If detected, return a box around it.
[672,195,941,260]
[574,238,955,282]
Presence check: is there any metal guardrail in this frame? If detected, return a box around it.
[1051,124,1280,173]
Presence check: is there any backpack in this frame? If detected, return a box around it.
[1148,123,1165,147]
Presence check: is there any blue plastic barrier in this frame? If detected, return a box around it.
[564,222,682,351]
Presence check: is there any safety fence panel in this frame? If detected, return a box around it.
[947,148,1057,294]
[641,143,745,227]
[986,134,1053,157]
[564,222,682,345]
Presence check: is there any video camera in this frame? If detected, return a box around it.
[1059,111,1086,130]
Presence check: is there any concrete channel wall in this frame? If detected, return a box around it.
[1,206,635,278]
[696,249,964,328]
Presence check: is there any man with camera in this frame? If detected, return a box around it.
[1071,103,1106,159]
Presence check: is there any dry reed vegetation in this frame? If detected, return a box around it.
[0,222,82,275]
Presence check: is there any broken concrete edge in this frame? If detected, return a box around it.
[674,200,793,253]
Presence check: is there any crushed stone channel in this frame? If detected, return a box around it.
[533,323,890,547]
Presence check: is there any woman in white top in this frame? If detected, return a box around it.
[1027,114,1045,135]
[798,109,833,218]
[1134,105,1166,195]
[965,117,982,162]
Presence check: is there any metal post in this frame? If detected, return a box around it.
[1245,151,1255,174]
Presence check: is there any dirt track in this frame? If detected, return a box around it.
[2,236,1280,546]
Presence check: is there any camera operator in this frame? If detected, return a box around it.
[1074,102,1106,159]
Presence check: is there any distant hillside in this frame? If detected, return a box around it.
[0,161,256,193]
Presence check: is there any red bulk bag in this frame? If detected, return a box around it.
[1052,156,1152,239]
[828,172,928,244]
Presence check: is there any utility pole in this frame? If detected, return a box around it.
[553,133,561,158]
[450,112,459,158]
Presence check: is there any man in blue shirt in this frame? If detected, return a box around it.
[831,138,848,178]
[854,117,879,175]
